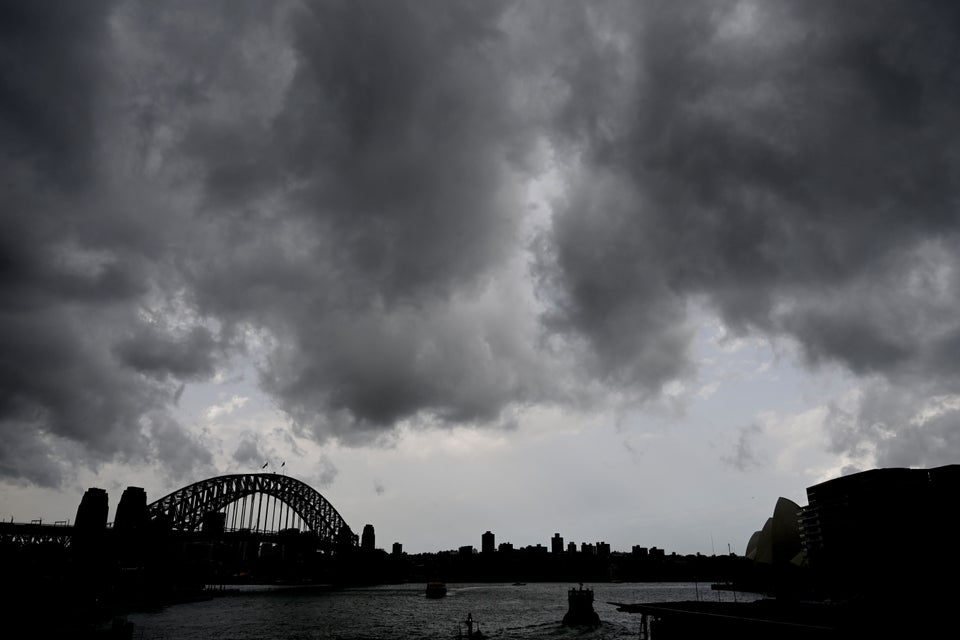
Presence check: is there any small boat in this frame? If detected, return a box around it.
[457,612,484,639]
[562,583,600,627]
[425,581,447,599]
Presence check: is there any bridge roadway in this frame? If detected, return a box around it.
[0,520,339,548]
[0,521,75,547]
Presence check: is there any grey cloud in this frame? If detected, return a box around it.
[0,0,115,189]
[0,420,69,488]
[721,424,765,472]
[148,414,214,480]
[0,0,219,484]
[306,455,338,490]
[261,297,550,444]
[541,2,960,449]
[176,0,552,435]
[3,0,549,483]
[114,325,223,380]
[232,436,265,468]
[827,379,960,470]
[6,0,960,487]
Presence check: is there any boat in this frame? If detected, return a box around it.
[425,581,447,599]
[562,583,601,627]
[457,612,484,639]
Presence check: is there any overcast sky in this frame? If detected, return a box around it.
[3,0,960,555]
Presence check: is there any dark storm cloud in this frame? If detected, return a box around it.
[5,0,960,487]
[541,1,960,463]
[0,0,232,483]
[172,0,550,441]
[1,0,548,482]
[0,0,114,188]
[114,326,222,380]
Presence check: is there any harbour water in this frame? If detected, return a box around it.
[127,582,760,639]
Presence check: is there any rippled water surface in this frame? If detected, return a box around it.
[128,582,756,639]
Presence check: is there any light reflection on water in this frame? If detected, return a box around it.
[128,582,759,639]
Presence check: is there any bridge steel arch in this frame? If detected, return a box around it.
[147,473,353,546]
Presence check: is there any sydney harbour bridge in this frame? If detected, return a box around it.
[1,473,400,612]
[147,473,353,544]
[1,472,359,551]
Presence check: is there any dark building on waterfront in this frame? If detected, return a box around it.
[392,542,402,556]
[361,524,375,551]
[482,530,495,554]
[799,464,960,601]
[551,532,563,553]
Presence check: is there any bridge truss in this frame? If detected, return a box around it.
[147,473,353,547]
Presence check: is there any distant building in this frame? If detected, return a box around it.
[459,545,474,556]
[482,530,495,554]
[596,541,610,557]
[551,532,563,553]
[649,547,665,559]
[580,542,595,555]
[632,546,648,558]
[498,542,514,553]
[567,541,577,554]
[361,524,375,550]
[392,542,403,556]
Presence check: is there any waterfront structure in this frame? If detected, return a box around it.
[745,497,802,566]
[114,486,148,531]
[392,542,402,556]
[75,488,108,531]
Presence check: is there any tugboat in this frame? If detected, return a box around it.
[425,581,447,599]
[457,612,484,639]
[562,583,601,627]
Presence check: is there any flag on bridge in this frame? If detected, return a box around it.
[261,462,268,469]
[281,461,285,467]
